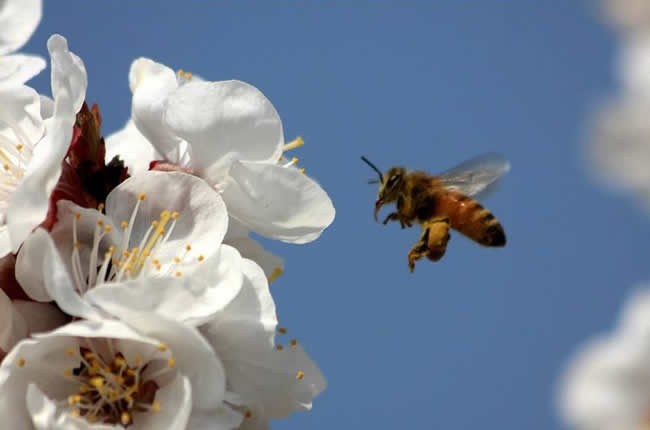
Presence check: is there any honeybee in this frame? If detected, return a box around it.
[362,153,510,272]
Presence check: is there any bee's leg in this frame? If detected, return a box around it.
[424,217,450,262]
[407,228,431,272]
[382,212,401,225]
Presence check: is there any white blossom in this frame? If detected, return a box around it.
[0,0,45,88]
[126,57,335,244]
[15,171,243,325]
[3,34,87,256]
[0,315,240,429]
[559,286,650,430]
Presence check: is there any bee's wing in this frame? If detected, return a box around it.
[438,153,510,200]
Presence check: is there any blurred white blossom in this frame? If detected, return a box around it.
[559,287,650,430]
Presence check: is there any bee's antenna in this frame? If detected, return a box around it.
[367,179,380,184]
[361,156,383,184]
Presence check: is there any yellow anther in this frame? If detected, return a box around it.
[284,136,304,151]
[175,271,182,277]
[133,356,142,365]
[276,344,284,350]
[84,352,95,360]
[15,144,23,151]
[89,376,104,389]
[278,327,287,334]
[184,72,192,79]
[121,412,131,425]
[74,212,81,220]
[64,369,73,377]
[173,257,181,263]
[97,203,105,211]
[122,250,130,257]
[299,168,306,174]
[168,357,176,368]
[198,255,205,262]
[171,211,180,219]
[268,267,283,283]
[3,164,9,171]
[104,225,112,233]
[103,365,111,373]
[177,68,184,76]
[114,375,125,384]
[245,409,252,418]
[66,347,76,357]
[153,259,160,265]
[157,343,168,352]
[97,220,104,227]
[121,221,128,229]
[67,395,77,406]
[79,384,89,393]
[152,402,161,412]
[291,156,299,164]
[290,339,297,346]
[296,370,305,380]
[70,409,80,418]
[113,356,125,367]
[16,357,25,367]
[185,244,191,251]
[139,193,146,201]
[73,241,80,249]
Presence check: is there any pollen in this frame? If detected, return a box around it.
[245,409,252,418]
[290,339,297,346]
[3,164,9,171]
[276,344,284,350]
[97,203,105,211]
[139,193,146,201]
[171,211,180,219]
[184,72,192,79]
[185,244,191,251]
[168,357,176,368]
[268,267,283,283]
[278,327,287,334]
[152,402,161,412]
[175,271,182,277]
[120,221,128,229]
[197,255,205,262]
[296,370,305,380]
[299,168,306,174]
[74,212,81,220]
[157,343,168,352]
[104,225,111,233]
[15,144,23,151]
[177,69,184,76]
[284,136,305,151]
[17,357,25,367]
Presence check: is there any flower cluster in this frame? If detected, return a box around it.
[0,1,334,429]
[588,0,650,210]
[558,2,650,429]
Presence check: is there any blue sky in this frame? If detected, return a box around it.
[24,2,650,429]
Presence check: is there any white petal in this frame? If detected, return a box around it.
[105,171,228,271]
[0,84,44,148]
[0,0,41,55]
[0,54,46,87]
[26,384,57,430]
[187,406,244,430]
[39,95,53,120]
[0,289,27,352]
[134,374,192,430]
[16,228,104,320]
[6,35,87,253]
[164,80,283,181]
[47,34,87,115]
[106,118,161,176]
[87,247,242,325]
[129,57,185,161]
[224,235,284,281]
[222,161,335,243]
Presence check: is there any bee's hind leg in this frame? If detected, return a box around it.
[407,217,450,272]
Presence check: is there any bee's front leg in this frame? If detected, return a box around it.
[382,212,401,225]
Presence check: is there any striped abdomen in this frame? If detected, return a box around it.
[436,191,506,247]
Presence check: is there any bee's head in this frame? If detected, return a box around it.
[361,156,406,221]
